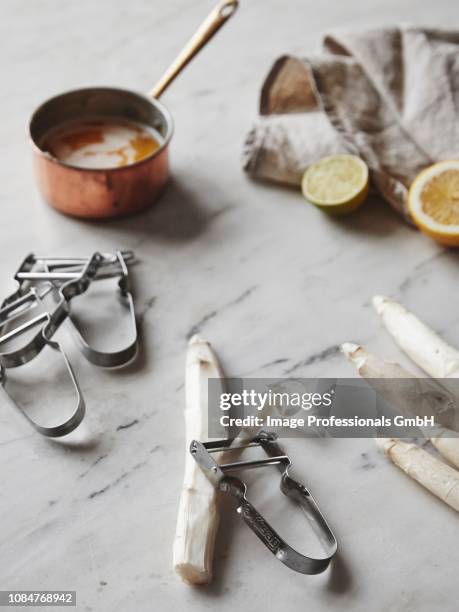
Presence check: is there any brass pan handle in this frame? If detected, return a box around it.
[149,0,238,99]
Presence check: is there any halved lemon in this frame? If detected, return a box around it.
[301,154,369,215]
[409,160,459,247]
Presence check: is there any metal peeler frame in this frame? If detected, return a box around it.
[0,252,106,368]
[1,250,137,368]
[191,431,337,575]
[4,250,135,287]
[0,250,138,436]
[0,351,85,438]
[0,254,108,436]
[65,251,138,367]
[0,289,86,437]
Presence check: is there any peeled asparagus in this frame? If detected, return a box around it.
[173,335,262,585]
[341,341,423,424]
[341,342,415,379]
[173,334,222,584]
[343,299,459,510]
[376,438,459,512]
[429,430,459,470]
[343,342,459,469]
[373,296,459,378]
[341,342,458,427]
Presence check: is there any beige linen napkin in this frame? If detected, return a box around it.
[243,27,459,221]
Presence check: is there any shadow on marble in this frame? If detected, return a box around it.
[322,194,405,237]
[244,176,403,238]
[326,550,353,595]
[72,176,220,246]
[50,421,102,452]
[439,246,459,267]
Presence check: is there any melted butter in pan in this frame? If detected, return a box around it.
[42,117,162,169]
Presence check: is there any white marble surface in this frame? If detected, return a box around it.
[1,1,459,611]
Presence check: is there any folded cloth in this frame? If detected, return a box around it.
[243,27,459,221]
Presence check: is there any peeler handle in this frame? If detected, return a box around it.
[149,0,238,99]
[237,497,286,557]
[229,473,336,575]
[237,495,336,575]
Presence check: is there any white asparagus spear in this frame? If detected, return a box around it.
[370,297,459,465]
[376,438,459,512]
[341,342,445,422]
[342,343,459,467]
[173,334,222,584]
[429,431,459,470]
[173,334,262,585]
[373,296,459,378]
[341,342,415,379]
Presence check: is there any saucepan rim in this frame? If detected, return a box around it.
[28,86,175,173]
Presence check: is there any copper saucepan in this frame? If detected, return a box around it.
[29,0,238,219]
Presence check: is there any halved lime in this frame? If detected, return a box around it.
[301,154,369,214]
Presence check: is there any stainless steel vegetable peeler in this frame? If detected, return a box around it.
[0,250,137,436]
[0,289,85,437]
[1,250,138,368]
[190,431,337,574]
